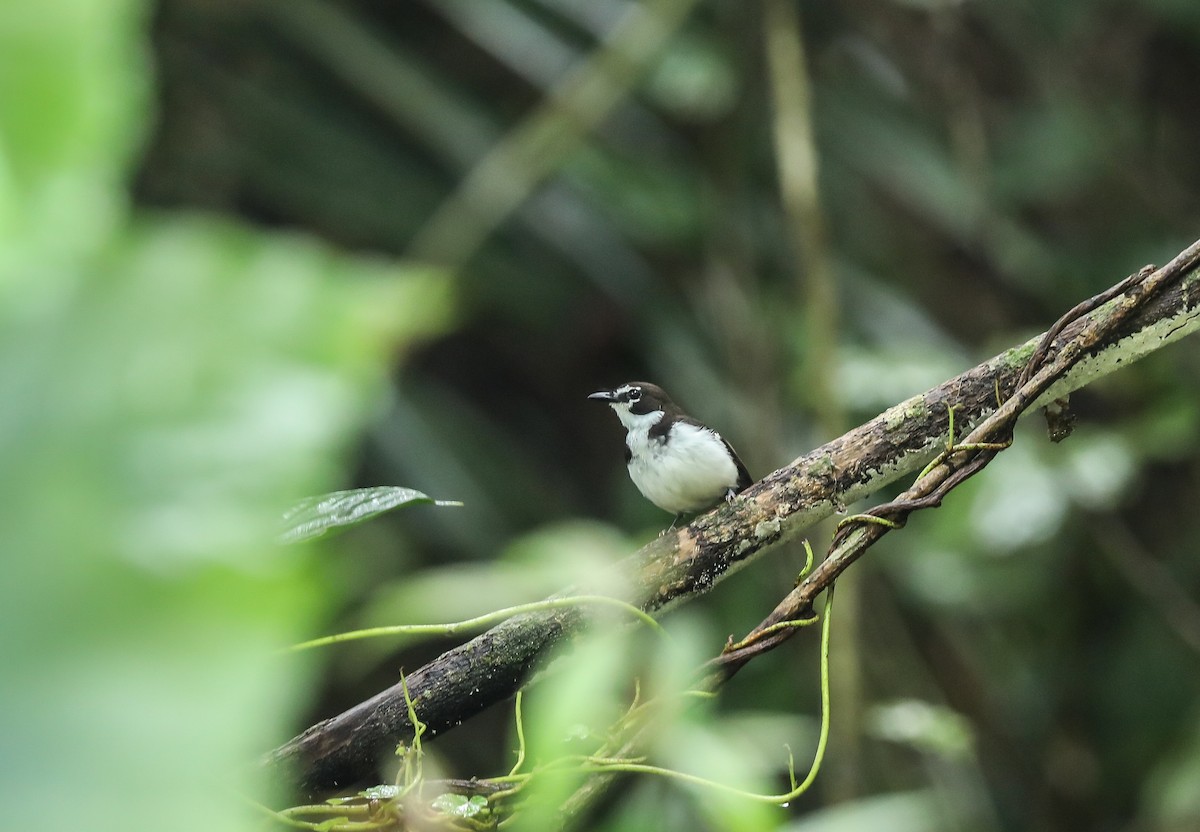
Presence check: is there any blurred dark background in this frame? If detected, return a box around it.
[133,1,1200,829]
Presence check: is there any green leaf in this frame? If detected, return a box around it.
[430,793,488,818]
[281,486,462,543]
[359,784,401,800]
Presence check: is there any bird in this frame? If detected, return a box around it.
[588,381,752,528]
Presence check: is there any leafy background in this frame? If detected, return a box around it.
[5,0,1200,830]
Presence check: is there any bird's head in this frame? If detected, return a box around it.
[588,382,675,430]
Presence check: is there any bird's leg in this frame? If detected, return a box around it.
[724,488,737,502]
[659,514,683,537]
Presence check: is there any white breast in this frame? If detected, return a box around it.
[625,417,740,515]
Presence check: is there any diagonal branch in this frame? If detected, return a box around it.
[708,243,1200,682]
[267,238,1200,794]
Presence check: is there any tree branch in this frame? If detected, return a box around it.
[708,244,1199,683]
[267,238,1200,793]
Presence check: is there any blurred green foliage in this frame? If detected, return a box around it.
[7,0,1200,830]
[0,1,451,831]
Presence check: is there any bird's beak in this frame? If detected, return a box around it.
[588,389,618,402]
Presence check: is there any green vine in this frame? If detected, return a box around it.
[266,587,836,829]
[288,595,666,653]
[578,586,835,804]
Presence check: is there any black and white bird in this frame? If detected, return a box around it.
[589,382,752,527]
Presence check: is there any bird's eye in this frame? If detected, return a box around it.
[627,388,641,402]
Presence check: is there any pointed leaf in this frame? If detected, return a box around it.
[281,486,461,543]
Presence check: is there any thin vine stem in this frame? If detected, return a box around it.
[288,595,665,652]
[581,586,835,804]
[507,691,526,778]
